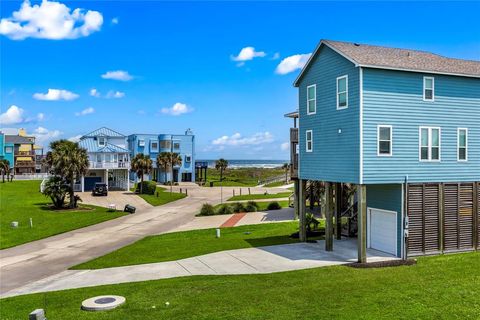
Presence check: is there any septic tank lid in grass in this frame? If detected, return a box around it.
[81,295,126,311]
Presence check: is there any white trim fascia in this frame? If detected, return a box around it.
[457,127,468,162]
[305,129,313,153]
[358,64,480,79]
[336,75,349,110]
[377,125,393,156]
[423,76,435,102]
[359,67,364,184]
[306,84,317,115]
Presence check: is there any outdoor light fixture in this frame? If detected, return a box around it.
[338,128,342,134]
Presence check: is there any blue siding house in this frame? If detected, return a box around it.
[289,40,480,261]
[0,132,14,170]
[127,129,195,183]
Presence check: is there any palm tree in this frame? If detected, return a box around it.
[215,158,228,183]
[131,153,153,194]
[0,159,10,183]
[165,152,182,193]
[282,163,290,184]
[156,152,170,184]
[46,140,89,208]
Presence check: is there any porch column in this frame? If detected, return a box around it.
[126,170,129,191]
[298,179,307,242]
[105,169,109,188]
[358,184,367,263]
[81,175,85,192]
[335,183,342,240]
[325,182,333,251]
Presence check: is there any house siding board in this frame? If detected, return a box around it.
[298,45,360,183]
[363,68,480,183]
[366,184,403,256]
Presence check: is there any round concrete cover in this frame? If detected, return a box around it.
[81,295,126,311]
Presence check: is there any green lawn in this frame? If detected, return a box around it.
[0,180,126,249]
[137,187,186,206]
[205,167,285,187]
[72,222,302,269]
[210,200,290,214]
[228,192,292,201]
[264,181,289,188]
[2,252,479,319]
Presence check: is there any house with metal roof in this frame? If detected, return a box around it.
[78,127,130,191]
[286,40,480,262]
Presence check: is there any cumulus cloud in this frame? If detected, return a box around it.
[0,105,25,125]
[101,70,133,81]
[89,88,100,97]
[75,107,94,116]
[106,90,125,99]
[0,0,103,40]
[33,126,62,145]
[161,103,193,116]
[275,53,312,75]
[280,142,289,151]
[231,47,266,65]
[212,132,274,147]
[33,88,79,101]
[111,17,119,25]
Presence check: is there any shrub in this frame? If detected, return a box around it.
[200,203,215,216]
[216,204,233,215]
[267,201,282,210]
[232,202,245,213]
[247,201,259,209]
[138,181,157,195]
[244,202,257,212]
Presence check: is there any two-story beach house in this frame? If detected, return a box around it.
[0,132,14,170]
[127,129,195,183]
[288,40,480,262]
[78,127,130,191]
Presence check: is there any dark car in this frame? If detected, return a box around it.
[92,183,108,196]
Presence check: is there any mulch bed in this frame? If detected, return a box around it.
[347,259,417,269]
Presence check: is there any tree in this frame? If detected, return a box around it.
[156,152,170,184]
[0,159,10,183]
[215,158,228,183]
[46,140,89,208]
[282,163,290,184]
[42,176,70,209]
[165,152,182,193]
[131,153,153,194]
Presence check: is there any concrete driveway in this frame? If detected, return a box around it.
[79,191,152,212]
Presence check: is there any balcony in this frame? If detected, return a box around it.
[89,161,130,169]
[290,128,298,143]
[15,151,35,156]
[290,153,298,179]
[15,161,35,168]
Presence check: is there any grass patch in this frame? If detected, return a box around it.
[228,192,291,201]
[72,222,302,269]
[137,187,186,206]
[205,167,285,187]
[2,252,480,319]
[0,180,126,249]
[264,181,289,188]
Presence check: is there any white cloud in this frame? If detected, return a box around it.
[272,52,280,60]
[106,90,125,99]
[161,103,193,116]
[280,142,289,151]
[231,46,266,63]
[33,126,62,145]
[212,132,274,147]
[101,70,133,81]
[68,134,82,142]
[89,88,100,97]
[33,88,79,101]
[0,0,103,40]
[275,53,312,75]
[111,17,119,25]
[0,105,25,125]
[75,107,94,116]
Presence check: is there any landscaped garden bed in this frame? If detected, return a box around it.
[197,200,290,216]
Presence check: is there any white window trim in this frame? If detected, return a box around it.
[423,76,435,102]
[419,126,441,162]
[150,140,159,152]
[377,125,393,156]
[305,130,313,153]
[457,128,468,162]
[336,75,348,110]
[98,137,106,147]
[306,84,316,115]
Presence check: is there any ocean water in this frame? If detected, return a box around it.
[198,159,288,169]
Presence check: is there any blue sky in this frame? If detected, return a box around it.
[1,1,479,160]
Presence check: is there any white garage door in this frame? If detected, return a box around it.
[368,208,397,256]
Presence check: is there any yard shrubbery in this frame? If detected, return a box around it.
[266,201,282,210]
[197,200,284,216]
[137,181,157,195]
[200,203,215,216]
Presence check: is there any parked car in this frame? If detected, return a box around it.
[92,183,108,196]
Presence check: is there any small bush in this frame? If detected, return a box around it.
[232,202,245,213]
[267,201,282,210]
[244,203,257,212]
[216,204,233,215]
[138,181,157,195]
[247,201,259,209]
[200,203,215,216]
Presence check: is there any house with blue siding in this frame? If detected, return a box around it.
[0,132,14,170]
[287,40,480,262]
[127,129,195,183]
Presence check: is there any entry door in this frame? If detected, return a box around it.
[368,208,397,255]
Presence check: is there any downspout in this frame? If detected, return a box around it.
[403,175,409,260]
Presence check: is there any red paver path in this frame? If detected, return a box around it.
[220,213,247,227]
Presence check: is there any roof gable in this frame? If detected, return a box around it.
[82,127,125,138]
[78,138,129,153]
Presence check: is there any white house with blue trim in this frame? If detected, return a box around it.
[78,127,130,192]
[288,40,480,262]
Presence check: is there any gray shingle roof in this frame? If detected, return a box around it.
[294,40,480,86]
[4,135,34,144]
[82,127,125,138]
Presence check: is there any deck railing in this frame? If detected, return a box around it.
[89,162,130,169]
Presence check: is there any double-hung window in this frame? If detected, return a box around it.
[377,125,392,156]
[423,77,434,101]
[336,75,348,109]
[98,137,106,147]
[458,128,468,161]
[307,85,316,115]
[419,127,440,161]
[305,130,313,152]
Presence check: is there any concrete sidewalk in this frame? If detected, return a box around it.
[2,239,398,298]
